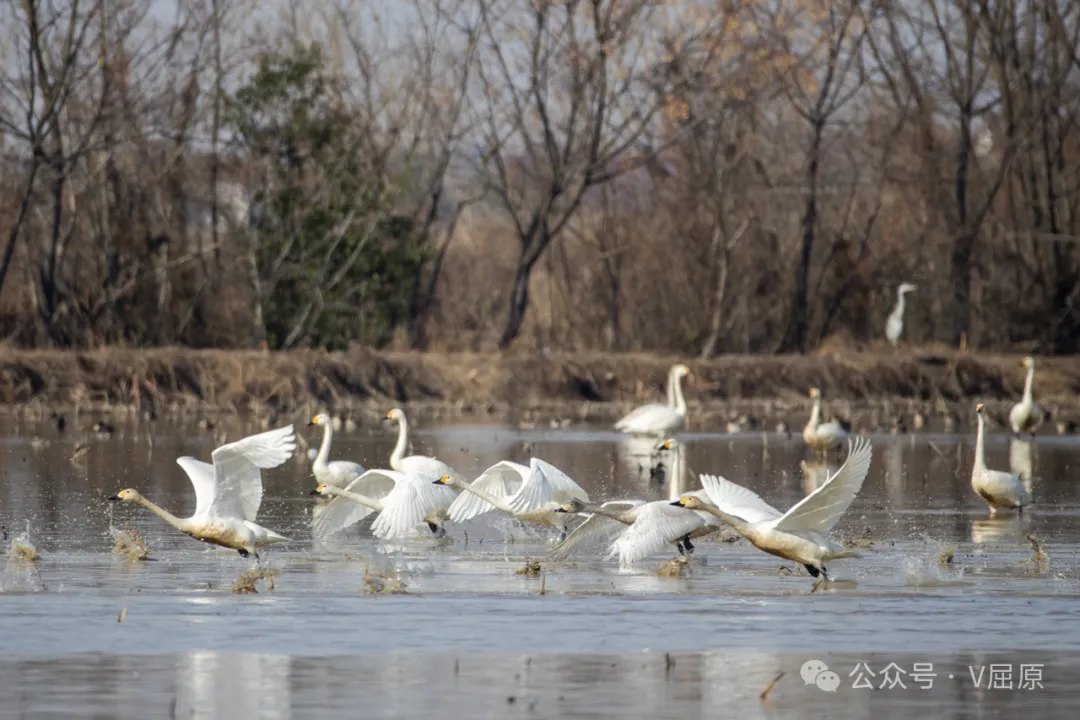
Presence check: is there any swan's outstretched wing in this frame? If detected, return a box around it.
[209,424,296,521]
[772,436,872,534]
[447,461,528,522]
[615,404,681,432]
[176,457,216,517]
[608,501,709,565]
[399,455,457,479]
[342,469,399,499]
[507,458,589,515]
[310,469,399,539]
[698,475,783,524]
[372,475,459,539]
[547,500,644,562]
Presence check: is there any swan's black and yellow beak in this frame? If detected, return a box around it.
[432,476,450,485]
[309,488,321,496]
[670,499,687,507]
[108,495,121,502]
[554,507,569,514]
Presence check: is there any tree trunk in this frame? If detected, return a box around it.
[790,120,824,353]
[498,260,533,349]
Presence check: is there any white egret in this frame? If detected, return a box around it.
[1009,357,1045,436]
[885,283,917,346]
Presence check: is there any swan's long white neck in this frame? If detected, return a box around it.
[390,415,409,469]
[582,502,631,524]
[808,398,822,429]
[670,370,687,414]
[458,480,513,513]
[974,414,987,472]
[668,446,686,501]
[696,503,752,536]
[894,292,907,320]
[135,495,190,532]
[315,423,333,468]
[322,484,382,510]
[1022,365,1035,404]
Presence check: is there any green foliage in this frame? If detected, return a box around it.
[226,44,426,349]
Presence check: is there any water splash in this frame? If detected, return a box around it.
[1,522,46,592]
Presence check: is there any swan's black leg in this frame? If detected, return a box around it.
[676,540,686,555]
[682,535,695,554]
[820,566,829,581]
[238,549,250,559]
[803,564,820,578]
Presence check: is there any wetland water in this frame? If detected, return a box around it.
[2,418,1080,718]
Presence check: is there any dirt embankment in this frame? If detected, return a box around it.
[1,347,1078,432]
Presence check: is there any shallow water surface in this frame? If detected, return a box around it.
[2,419,1080,717]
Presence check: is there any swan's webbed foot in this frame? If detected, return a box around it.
[803,563,820,578]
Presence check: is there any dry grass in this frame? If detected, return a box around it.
[231,568,279,594]
[516,560,542,576]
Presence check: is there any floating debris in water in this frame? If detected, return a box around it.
[840,525,876,549]
[117,607,127,623]
[1024,533,1050,570]
[760,671,786,702]
[1,523,46,592]
[937,547,956,566]
[656,556,689,577]
[362,569,407,594]
[231,568,279,594]
[110,524,151,562]
[516,560,542,576]
[538,573,547,595]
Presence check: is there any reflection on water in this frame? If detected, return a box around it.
[4,419,1080,717]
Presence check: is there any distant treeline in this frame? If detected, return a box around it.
[1,1,1079,355]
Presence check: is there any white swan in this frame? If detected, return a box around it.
[1009,357,1046,436]
[549,494,722,564]
[614,364,691,435]
[311,469,459,539]
[435,459,589,540]
[671,436,873,580]
[108,425,296,560]
[308,413,365,488]
[803,387,848,453]
[386,408,460,478]
[885,283,916,346]
[973,403,1032,514]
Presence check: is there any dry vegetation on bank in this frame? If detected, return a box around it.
[2,348,1078,432]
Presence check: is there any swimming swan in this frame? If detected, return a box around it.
[671,436,873,580]
[108,425,296,561]
[308,413,366,488]
[435,459,588,541]
[386,408,460,478]
[614,364,691,436]
[803,387,848,453]
[311,469,459,539]
[1008,357,1045,436]
[550,494,721,564]
[973,403,1032,514]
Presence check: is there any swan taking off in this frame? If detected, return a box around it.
[973,404,1032,514]
[308,413,365,488]
[1009,357,1046,436]
[386,408,460,478]
[614,364,691,436]
[435,459,588,541]
[311,469,459,540]
[803,388,848,453]
[671,436,873,581]
[885,283,916,346]
[109,425,296,561]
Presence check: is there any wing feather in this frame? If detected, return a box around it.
[698,475,783,524]
[547,500,645,562]
[371,477,458,539]
[175,457,216,517]
[772,436,873,534]
[209,424,296,521]
[608,501,708,565]
[446,461,528,522]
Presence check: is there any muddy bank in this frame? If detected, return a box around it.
[1,347,1078,433]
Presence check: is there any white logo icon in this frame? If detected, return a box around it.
[801,660,840,692]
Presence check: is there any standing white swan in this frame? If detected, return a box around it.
[803,388,848,453]
[310,469,459,539]
[1009,357,1045,436]
[885,283,917,346]
[386,408,460,478]
[108,425,296,561]
[435,459,588,540]
[308,413,365,488]
[973,403,1032,514]
[671,436,873,581]
[614,364,691,436]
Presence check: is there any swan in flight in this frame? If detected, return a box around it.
[614,364,691,436]
[803,388,848,453]
[671,436,873,580]
[549,494,721,564]
[311,469,459,539]
[973,403,1032,514]
[1009,357,1045,436]
[884,283,916,346]
[308,413,365,488]
[386,408,460,478]
[435,459,588,541]
[108,425,296,561]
